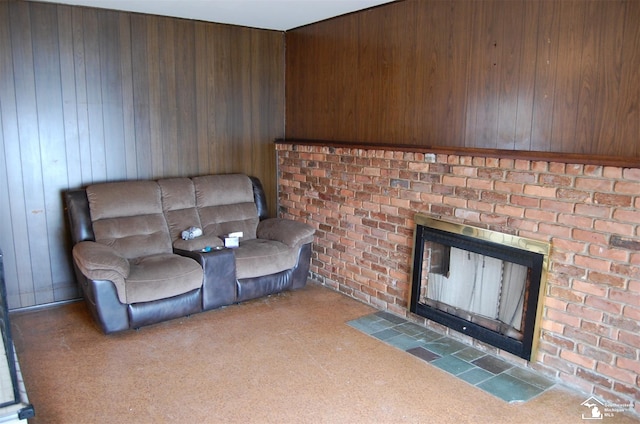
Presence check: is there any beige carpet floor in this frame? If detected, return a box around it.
[9,282,638,423]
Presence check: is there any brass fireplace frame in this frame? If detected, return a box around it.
[409,214,551,361]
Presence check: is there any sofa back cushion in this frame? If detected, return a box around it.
[193,174,259,240]
[158,177,225,251]
[158,177,201,242]
[87,181,172,259]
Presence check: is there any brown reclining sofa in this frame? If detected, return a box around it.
[65,174,315,334]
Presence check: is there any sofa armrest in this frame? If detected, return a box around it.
[257,218,315,247]
[72,241,130,303]
[73,241,130,277]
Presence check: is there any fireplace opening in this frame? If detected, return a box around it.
[410,215,550,361]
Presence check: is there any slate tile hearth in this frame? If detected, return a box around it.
[347,311,555,403]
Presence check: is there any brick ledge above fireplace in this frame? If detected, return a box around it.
[276,141,640,416]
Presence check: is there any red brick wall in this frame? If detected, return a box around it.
[277,143,639,413]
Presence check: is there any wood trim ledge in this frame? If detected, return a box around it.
[276,139,640,169]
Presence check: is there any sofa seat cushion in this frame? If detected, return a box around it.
[234,239,300,280]
[126,253,203,304]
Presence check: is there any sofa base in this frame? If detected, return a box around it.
[237,270,293,303]
[82,279,129,334]
[236,243,312,301]
[81,278,203,334]
[129,289,202,329]
[290,243,312,290]
[77,242,313,334]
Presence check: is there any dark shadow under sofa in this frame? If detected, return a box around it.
[65,174,315,334]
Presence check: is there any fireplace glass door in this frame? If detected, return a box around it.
[422,244,529,340]
[410,215,550,361]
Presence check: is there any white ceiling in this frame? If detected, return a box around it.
[36,0,397,31]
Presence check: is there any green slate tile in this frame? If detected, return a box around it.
[471,354,513,374]
[453,347,486,362]
[431,354,476,376]
[371,328,402,341]
[395,321,430,337]
[478,373,545,403]
[505,367,555,390]
[407,346,441,362]
[413,328,443,343]
[374,311,407,325]
[385,333,425,350]
[423,337,467,356]
[458,367,494,385]
[347,316,395,335]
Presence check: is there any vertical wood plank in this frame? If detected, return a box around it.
[71,6,92,185]
[249,30,266,181]
[591,0,626,155]
[174,19,197,176]
[356,7,395,142]
[249,29,283,206]
[83,8,107,181]
[146,16,164,178]
[413,0,437,144]
[283,31,306,138]
[329,18,359,142]
[98,9,127,180]
[234,27,253,175]
[0,0,27,308]
[464,0,502,148]
[496,0,525,149]
[119,12,137,179]
[51,6,80,301]
[0,112,15,307]
[574,0,601,154]
[9,1,39,307]
[511,0,539,151]
[57,6,81,187]
[394,0,418,144]
[194,22,210,174]
[207,23,233,172]
[614,0,640,157]
[529,0,560,152]
[31,2,69,304]
[416,0,472,147]
[158,17,179,177]
[52,2,81,298]
[130,14,153,179]
[548,0,585,153]
[444,0,474,147]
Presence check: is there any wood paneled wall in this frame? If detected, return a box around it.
[286,0,640,158]
[0,0,284,308]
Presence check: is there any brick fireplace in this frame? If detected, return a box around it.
[276,141,639,414]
